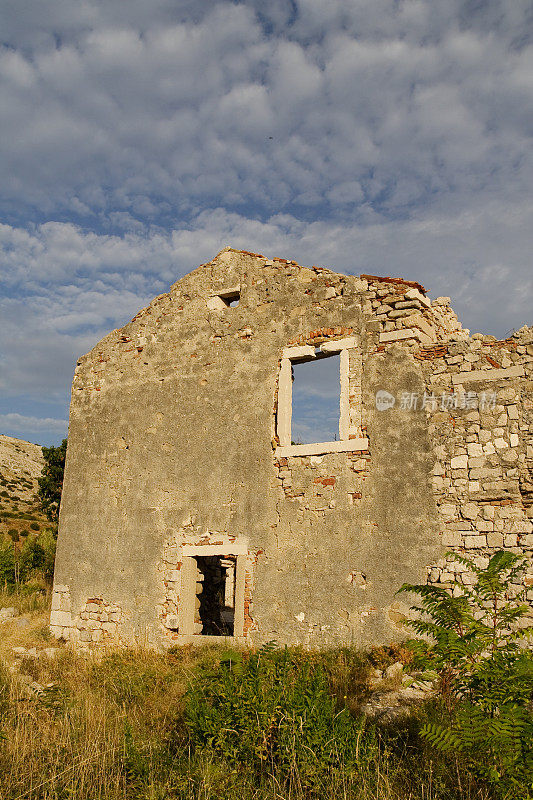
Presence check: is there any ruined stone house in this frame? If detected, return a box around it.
[51,247,533,647]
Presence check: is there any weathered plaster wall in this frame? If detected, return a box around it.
[51,247,532,648]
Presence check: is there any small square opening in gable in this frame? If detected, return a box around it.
[219,290,240,307]
[207,288,241,311]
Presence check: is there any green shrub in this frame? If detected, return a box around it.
[398,550,533,798]
[18,530,56,583]
[313,646,372,713]
[185,644,372,786]
[29,522,40,531]
[0,540,16,585]
[8,529,19,542]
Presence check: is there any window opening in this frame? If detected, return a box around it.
[291,352,341,445]
[219,290,240,308]
[194,555,236,635]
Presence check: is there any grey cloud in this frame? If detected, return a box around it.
[1,0,532,445]
[0,222,184,286]
[0,413,67,435]
[1,197,531,405]
[0,201,530,444]
[1,1,532,223]
[0,0,208,49]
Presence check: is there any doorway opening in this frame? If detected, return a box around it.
[194,555,236,635]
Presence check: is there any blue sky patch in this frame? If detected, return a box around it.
[0,0,532,445]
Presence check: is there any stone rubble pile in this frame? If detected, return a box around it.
[362,660,436,721]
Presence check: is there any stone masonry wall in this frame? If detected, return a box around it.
[420,332,533,604]
[51,248,532,648]
[365,292,532,608]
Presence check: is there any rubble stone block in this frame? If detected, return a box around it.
[451,455,468,469]
[462,502,479,520]
[442,531,462,546]
[463,535,487,548]
[50,610,72,628]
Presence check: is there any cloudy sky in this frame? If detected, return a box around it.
[0,0,532,445]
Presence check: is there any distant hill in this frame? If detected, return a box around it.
[0,434,49,543]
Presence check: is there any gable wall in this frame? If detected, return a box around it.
[50,249,533,647]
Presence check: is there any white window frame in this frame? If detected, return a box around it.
[276,336,368,457]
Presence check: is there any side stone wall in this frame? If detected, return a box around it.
[420,331,533,603]
[356,274,532,607]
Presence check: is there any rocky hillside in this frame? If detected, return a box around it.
[0,434,49,542]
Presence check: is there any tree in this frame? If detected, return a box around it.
[397,551,533,797]
[37,439,67,523]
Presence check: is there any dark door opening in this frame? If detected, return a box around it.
[194,555,236,635]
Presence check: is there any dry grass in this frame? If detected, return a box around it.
[0,587,51,650]
[0,595,491,800]
[0,597,219,799]
[0,595,127,799]
[2,677,126,799]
